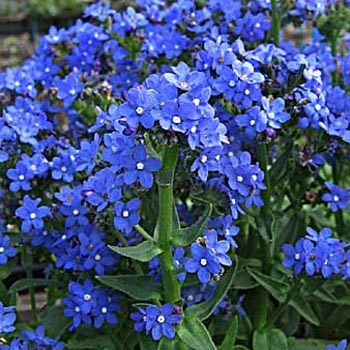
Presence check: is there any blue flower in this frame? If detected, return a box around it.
[235,11,270,43]
[114,198,141,234]
[0,302,16,333]
[123,144,162,189]
[205,229,232,267]
[131,304,182,341]
[160,100,198,133]
[0,233,16,265]
[54,73,84,108]
[236,106,267,139]
[122,86,159,129]
[15,195,50,233]
[326,339,348,350]
[261,97,290,129]
[185,243,222,284]
[6,161,34,192]
[164,62,206,91]
[322,182,350,212]
[21,325,64,349]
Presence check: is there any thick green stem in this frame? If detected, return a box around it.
[271,0,280,47]
[157,146,181,303]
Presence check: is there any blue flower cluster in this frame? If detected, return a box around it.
[283,227,350,279]
[1,325,64,350]
[63,279,120,330]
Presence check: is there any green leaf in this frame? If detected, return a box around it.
[288,338,331,350]
[108,241,163,262]
[246,268,289,302]
[269,143,293,187]
[289,295,320,326]
[171,203,213,247]
[0,259,16,280]
[177,314,216,350]
[186,256,238,320]
[232,270,259,290]
[158,338,190,350]
[233,347,250,350]
[9,278,61,293]
[219,316,238,350]
[96,275,162,301]
[67,335,114,349]
[0,280,8,304]
[40,305,71,339]
[253,328,288,350]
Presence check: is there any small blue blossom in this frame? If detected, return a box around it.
[322,182,350,212]
[131,304,182,341]
[15,195,50,233]
[326,339,348,350]
[114,198,141,234]
[0,233,16,265]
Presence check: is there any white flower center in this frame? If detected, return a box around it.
[73,209,79,216]
[333,195,339,202]
[84,294,92,301]
[200,155,208,163]
[190,126,197,133]
[18,174,25,181]
[75,306,81,313]
[136,106,144,115]
[95,254,101,261]
[122,210,130,218]
[69,89,76,96]
[244,89,251,95]
[315,104,321,111]
[193,98,200,106]
[101,307,108,314]
[172,116,182,124]
[157,315,166,323]
[30,213,37,219]
[255,23,261,28]
[231,198,236,205]
[200,258,208,266]
[237,175,244,182]
[250,119,256,126]
[61,166,67,172]
[180,81,188,90]
[136,162,145,170]
[228,80,235,87]
[0,247,4,253]
[251,174,258,181]
[187,294,194,301]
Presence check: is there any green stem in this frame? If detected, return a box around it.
[271,0,280,47]
[22,246,37,323]
[134,224,155,242]
[330,28,339,85]
[157,146,181,303]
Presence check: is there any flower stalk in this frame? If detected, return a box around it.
[157,145,181,303]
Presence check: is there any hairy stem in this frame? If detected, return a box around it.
[271,0,280,47]
[157,146,181,303]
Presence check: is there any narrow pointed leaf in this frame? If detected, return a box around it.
[109,240,163,262]
[219,316,238,350]
[96,275,162,301]
[9,278,62,293]
[253,328,288,350]
[177,314,216,350]
[289,295,320,326]
[186,255,238,320]
[171,203,213,247]
[247,267,289,302]
[158,338,190,350]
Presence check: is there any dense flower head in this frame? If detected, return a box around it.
[63,279,120,330]
[1,0,350,348]
[283,227,349,279]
